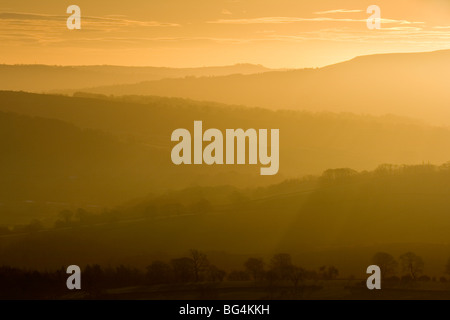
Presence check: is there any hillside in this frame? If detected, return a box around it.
[0,111,161,223]
[0,110,267,224]
[3,164,450,277]
[78,50,450,125]
[0,64,273,93]
[3,91,450,224]
[2,91,450,178]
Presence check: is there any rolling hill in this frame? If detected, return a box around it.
[3,91,450,224]
[2,91,450,179]
[3,164,450,278]
[77,50,450,125]
[0,63,273,93]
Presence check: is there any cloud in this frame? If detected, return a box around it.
[0,12,179,27]
[208,16,424,25]
[382,26,424,31]
[314,9,363,14]
[221,9,232,15]
[264,26,450,46]
[0,12,65,21]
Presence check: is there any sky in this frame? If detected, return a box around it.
[0,0,449,68]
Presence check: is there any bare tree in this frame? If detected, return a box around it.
[190,249,209,282]
[319,265,339,280]
[288,265,306,290]
[244,258,265,281]
[270,253,293,280]
[399,252,424,280]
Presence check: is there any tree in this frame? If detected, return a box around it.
[171,257,195,283]
[146,261,173,284]
[319,265,339,280]
[244,258,265,281]
[399,252,424,280]
[444,257,450,277]
[190,249,209,282]
[75,208,89,224]
[227,270,250,281]
[25,219,43,233]
[190,198,212,215]
[83,264,105,293]
[288,265,306,290]
[270,253,293,280]
[372,252,398,279]
[58,209,73,224]
[320,168,358,184]
[206,265,226,282]
[162,202,185,217]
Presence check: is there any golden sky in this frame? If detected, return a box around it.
[0,0,449,68]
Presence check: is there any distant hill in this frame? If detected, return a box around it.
[2,91,450,179]
[3,91,450,224]
[0,109,267,224]
[78,50,450,125]
[0,63,273,92]
[0,111,159,214]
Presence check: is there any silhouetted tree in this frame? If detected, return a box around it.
[372,252,398,279]
[399,252,424,280]
[24,219,43,233]
[75,208,89,224]
[319,265,339,280]
[190,249,209,282]
[244,258,265,281]
[227,270,250,281]
[58,209,73,224]
[206,265,226,282]
[83,264,105,293]
[288,265,306,290]
[146,261,173,284]
[171,257,195,283]
[115,265,141,287]
[270,253,293,281]
[320,168,358,184]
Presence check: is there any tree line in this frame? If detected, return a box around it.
[3,249,450,299]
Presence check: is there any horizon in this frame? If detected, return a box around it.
[1,48,448,69]
[1,0,449,68]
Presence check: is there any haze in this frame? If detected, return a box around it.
[0,0,449,68]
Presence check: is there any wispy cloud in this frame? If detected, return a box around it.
[314,9,363,14]
[0,9,447,59]
[264,27,450,46]
[0,12,179,27]
[208,16,424,25]
[0,11,181,48]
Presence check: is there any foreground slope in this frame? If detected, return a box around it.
[2,165,450,277]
